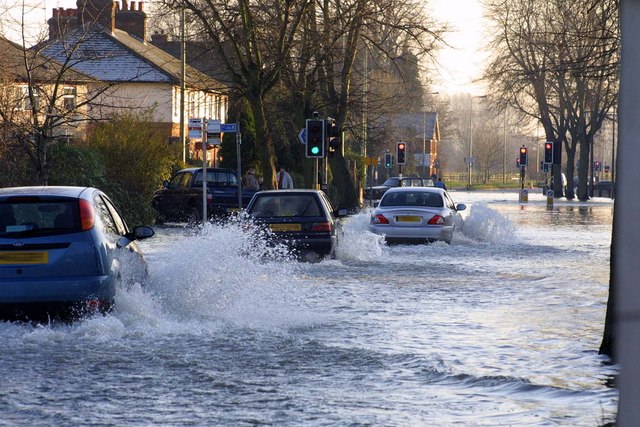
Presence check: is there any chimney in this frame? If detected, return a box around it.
[115,0,147,40]
[77,0,116,33]
[48,7,80,40]
[151,32,168,44]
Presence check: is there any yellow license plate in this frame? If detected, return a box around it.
[227,207,240,213]
[0,251,49,265]
[270,223,301,232]
[396,216,421,223]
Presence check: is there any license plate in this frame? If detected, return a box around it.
[270,223,301,232]
[0,251,49,265]
[227,207,240,213]
[396,216,421,223]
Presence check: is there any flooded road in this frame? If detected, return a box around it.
[0,190,617,426]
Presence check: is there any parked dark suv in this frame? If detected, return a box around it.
[152,168,257,222]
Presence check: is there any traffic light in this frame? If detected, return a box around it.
[594,161,601,171]
[305,119,325,158]
[540,161,549,173]
[396,142,407,165]
[544,141,554,164]
[384,153,393,168]
[519,145,528,167]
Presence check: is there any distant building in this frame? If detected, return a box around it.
[42,0,229,160]
[0,35,92,140]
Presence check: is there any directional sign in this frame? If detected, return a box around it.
[221,123,237,132]
[188,118,203,139]
[298,128,306,144]
[207,119,221,133]
[207,119,221,145]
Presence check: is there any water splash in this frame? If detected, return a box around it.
[461,202,518,244]
[335,211,386,261]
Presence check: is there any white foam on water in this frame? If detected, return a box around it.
[335,211,387,261]
[461,202,518,244]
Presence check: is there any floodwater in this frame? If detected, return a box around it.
[0,190,617,426]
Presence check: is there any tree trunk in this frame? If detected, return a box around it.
[249,98,277,189]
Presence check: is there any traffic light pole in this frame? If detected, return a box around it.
[313,159,319,190]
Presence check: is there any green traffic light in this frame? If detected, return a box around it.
[311,146,320,155]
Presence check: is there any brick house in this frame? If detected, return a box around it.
[42,0,229,160]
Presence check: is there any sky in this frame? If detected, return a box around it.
[2,0,488,95]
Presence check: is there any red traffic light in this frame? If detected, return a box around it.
[396,142,407,164]
[519,146,528,166]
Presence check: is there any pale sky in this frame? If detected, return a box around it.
[3,0,488,95]
[430,0,487,95]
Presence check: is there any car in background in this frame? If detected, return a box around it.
[0,186,154,321]
[363,176,434,206]
[245,190,347,261]
[369,187,466,244]
[152,167,257,223]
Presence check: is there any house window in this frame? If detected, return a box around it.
[20,85,40,111]
[63,87,76,111]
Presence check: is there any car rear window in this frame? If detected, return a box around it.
[0,199,80,236]
[250,194,322,217]
[380,191,444,208]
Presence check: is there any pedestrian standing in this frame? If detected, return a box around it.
[244,167,259,190]
[276,166,294,189]
[435,177,447,191]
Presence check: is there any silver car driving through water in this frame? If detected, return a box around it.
[369,186,466,244]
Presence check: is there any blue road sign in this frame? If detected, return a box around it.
[298,128,306,144]
[220,123,238,132]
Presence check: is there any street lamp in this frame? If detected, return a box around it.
[423,92,439,178]
[467,95,487,190]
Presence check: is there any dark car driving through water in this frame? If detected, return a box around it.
[245,190,347,261]
[0,186,154,321]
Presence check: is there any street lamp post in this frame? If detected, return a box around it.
[423,92,439,179]
[468,95,486,190]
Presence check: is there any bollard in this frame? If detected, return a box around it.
[546,189,554,208]
[519,188,529,203]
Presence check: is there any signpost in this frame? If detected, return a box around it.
[190,118,242,220]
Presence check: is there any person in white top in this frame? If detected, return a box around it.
[276,166,294,189]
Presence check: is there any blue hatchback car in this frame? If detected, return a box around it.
[0,186,154,321]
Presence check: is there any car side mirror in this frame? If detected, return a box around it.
[162,180,169,188]
[128,225,155,240]
[456,203,467,211]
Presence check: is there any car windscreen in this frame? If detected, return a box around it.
[0,198,80,236]
[249,194,322,218]
[379,191,444,208]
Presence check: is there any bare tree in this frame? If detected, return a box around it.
[484,0,618,200]
[0,35,98,185]
[159,0,312,190]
